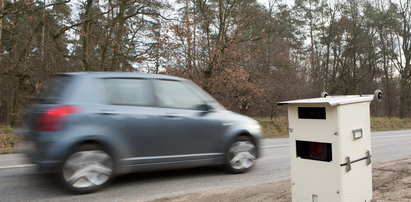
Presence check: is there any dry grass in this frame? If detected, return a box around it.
[0,125,21,154]
[371,117,411,131]
[255,117,289,138]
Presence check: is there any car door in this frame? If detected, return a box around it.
[151,79,226,163]
[99,78,165,164]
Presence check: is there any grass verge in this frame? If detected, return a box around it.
[0,125,21,154]
[255,117,289,138]
[370,117,411,131]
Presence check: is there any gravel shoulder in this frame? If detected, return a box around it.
[149,157,411,202]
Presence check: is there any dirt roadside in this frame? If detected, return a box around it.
[149,157,411,202]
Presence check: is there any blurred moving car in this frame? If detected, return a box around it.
[20,72,261,193]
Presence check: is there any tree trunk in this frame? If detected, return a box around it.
[110,0,127,71]
[185,0,192,71]
[0,0,3,51]
[380,30,393,117]
[82,0,93,71]
[40,0,47,71]
[399,74,410,118]
[397,1,411,118]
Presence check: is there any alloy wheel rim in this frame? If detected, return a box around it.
[63,150,113,189]
[229,141,256,170]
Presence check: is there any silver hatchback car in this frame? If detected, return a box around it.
[21,72,261,193]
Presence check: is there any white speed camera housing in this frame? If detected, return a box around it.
[278,91,381,202]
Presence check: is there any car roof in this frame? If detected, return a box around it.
[57,72,186,81]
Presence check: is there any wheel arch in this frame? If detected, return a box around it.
[224,130,260,158]
[64,137,120,173]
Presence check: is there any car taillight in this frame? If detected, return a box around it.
[36,105,80,131]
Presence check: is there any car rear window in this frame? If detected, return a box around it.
[102,78,154,106]
[40,75,72,104]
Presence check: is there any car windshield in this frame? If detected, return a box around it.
[185,81,226,110]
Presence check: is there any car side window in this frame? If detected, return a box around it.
[154,80,206,110]
[102,79,154,106]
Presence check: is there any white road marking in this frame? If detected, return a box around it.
[0,164,35,170]
[0,157,25,162]
[372,134,411,139]
[261,144,289,149]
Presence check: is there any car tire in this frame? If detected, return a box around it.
[61,144,114,193]
[225,136,257,174]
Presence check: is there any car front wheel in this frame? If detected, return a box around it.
[225,136,257,174]
[61,144,114,193]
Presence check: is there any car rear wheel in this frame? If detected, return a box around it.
[61,144,114,193]
[225,136,257,174]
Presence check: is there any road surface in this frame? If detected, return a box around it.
[0,130,410,201]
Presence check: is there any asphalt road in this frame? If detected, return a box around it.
[0,130,410,202]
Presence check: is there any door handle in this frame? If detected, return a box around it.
[99,112,116,116]
[98,110,117,116]
[164,114,182,119]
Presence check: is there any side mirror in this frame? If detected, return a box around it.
[197,104,214,112]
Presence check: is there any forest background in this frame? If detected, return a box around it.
[1,0,411,126]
